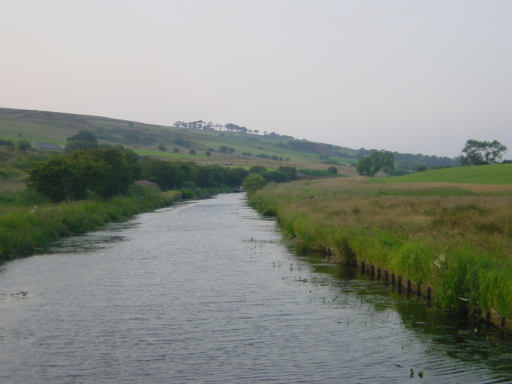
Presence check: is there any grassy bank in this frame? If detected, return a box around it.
[0,189,183,263]
[249,177,512,318]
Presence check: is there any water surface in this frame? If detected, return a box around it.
[1,193,511,383]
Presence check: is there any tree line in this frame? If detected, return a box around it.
[27,131,302,202]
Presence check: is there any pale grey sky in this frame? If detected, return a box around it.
[1,0,511,158]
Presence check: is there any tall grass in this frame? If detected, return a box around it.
[249,178,512,317]
[0,190,181,263]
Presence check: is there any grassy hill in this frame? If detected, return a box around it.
[0,107,458,174]
[0,107,360,173]
[382,164,512,185]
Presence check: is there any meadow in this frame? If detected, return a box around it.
[249,169,512,318]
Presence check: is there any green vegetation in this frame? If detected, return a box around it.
[242,174,267,193]
[249,177,512,318]
[356,150,395,176]
[0,189,181,263]
[0,107,458,174]
[381,163,512,185]
[0,131,256,263]
[460,139,507,166]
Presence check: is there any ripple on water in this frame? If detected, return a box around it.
[0,193,511,384]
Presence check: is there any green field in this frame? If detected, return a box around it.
[382,164,512,184]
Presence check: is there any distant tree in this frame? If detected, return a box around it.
[327,166,338,175]
[218,145,234,154]
[266,171,290,182]
[460,139,507,165]
[158,144,167,151]
[278,166,298,180]
[0,139,14,148]
[248,165,267,175]
[28,147,138,201]
[65,130,98,153]
[242,174,267,193]
[16,140,31,150]
[205,151,212,157]
[356,151,395,176]
[189,149,196,155]
[173,147,180,153]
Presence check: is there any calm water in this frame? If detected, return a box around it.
[1,193,511,383]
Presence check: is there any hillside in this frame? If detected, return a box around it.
[0,107,457,173]
[382,163,512,185]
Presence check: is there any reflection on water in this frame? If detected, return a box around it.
[0,194,511,383]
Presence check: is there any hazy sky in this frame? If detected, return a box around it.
[1,0,511,158]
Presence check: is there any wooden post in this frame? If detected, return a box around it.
[427,287,431,301]
[391,273,395,286]
[377,267,381,280]
[361,261,365,273]
[384,270,388,281]
[407,279,411,294]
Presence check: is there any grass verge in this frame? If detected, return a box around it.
[248,178,512,318]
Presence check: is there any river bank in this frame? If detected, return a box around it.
[0,186,229,263]
[2,193,512,383]
[248,178,512,320]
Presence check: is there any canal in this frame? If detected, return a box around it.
[1,193,511,383]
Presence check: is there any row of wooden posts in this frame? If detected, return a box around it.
[323,246,512,334]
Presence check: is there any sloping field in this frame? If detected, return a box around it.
[383,164,512,185]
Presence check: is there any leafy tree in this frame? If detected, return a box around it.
[65,130,98,153]
[356,151,395,176]
[249,165,267,175]
[460,139,507,165]
[278,166,298,180]
[327,166,338,175]
[242,174,267,193]
[28,147,139,201]
[218,145,235,154]
[16,140,31,150]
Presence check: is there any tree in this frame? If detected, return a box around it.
[460,139,507,165]
[65,130,98,153]
[327,166,338,175]
[28,147,139,201]
[356,150,395,176]
[16,140,31,150]
[242,174,267,193]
